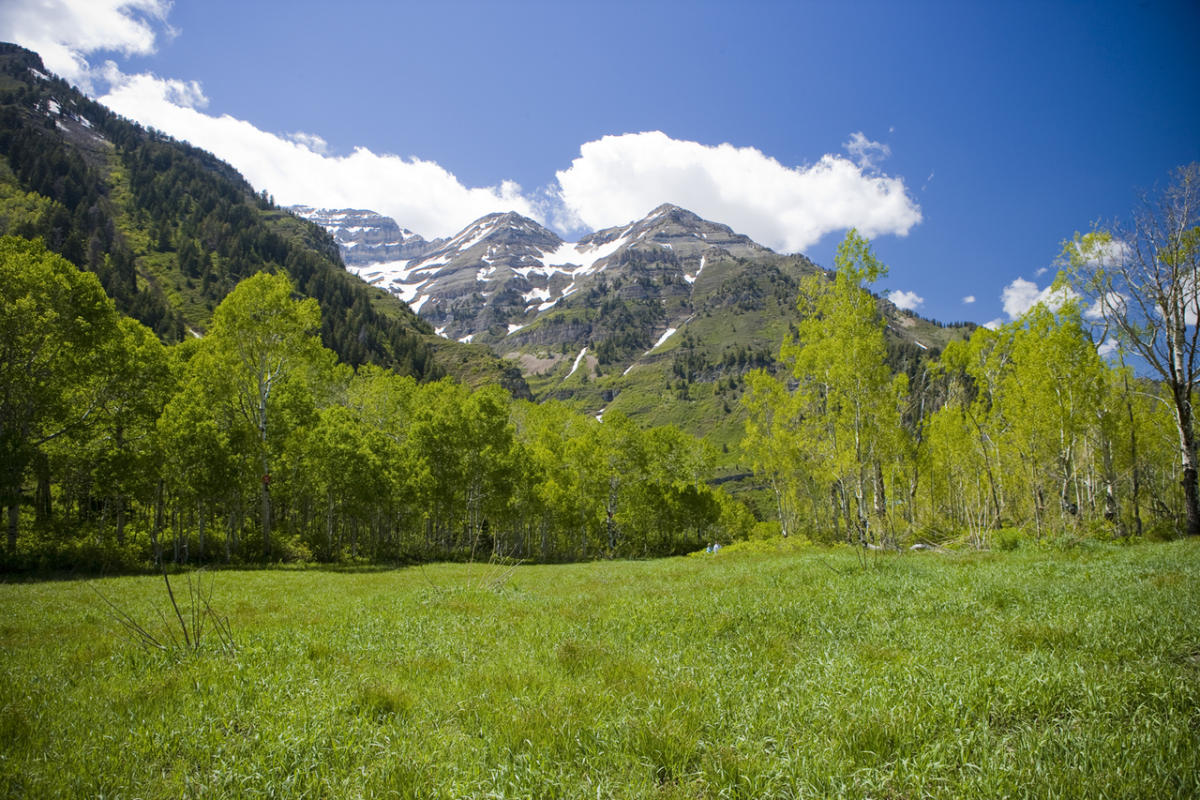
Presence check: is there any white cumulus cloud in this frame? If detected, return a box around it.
[889,290,924,311]
[1001,278,1044,319]
[98,70,540,238]
[962,295,976,304]
[1077,237,1132,268]
[553,131,922,253]
[4,3,926,250]
[0,0,173,91]
[1000,277,1079,320]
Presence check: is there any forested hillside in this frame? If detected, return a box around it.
[0,43,525,391]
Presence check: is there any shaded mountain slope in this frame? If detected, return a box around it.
[0,43,526,392]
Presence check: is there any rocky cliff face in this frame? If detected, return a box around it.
[297,202,784,340]
[289,206,438,266]
[296,202,813,351]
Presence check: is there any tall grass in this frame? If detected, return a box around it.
[2,540,1197,798]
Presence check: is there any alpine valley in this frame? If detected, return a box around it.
[0,39,966,470]
[292,203,969,455]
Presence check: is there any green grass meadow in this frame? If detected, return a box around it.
[2,541,1198,798]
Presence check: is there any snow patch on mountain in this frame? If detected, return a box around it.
[650,327,677,351]
[567,347,588,378]
[290,206,435,267]
[536,231,631,274]
[523,287,552,304]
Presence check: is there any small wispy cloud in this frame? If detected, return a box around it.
[962,295,976,304]
[287,131,330,156]
[843,131,892,171]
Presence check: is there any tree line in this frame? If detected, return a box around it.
[1,236,751,570]
[743,167,1200,546]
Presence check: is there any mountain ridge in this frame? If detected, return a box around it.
[298,201,970,457]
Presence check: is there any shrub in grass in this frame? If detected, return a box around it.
[356,683,414,720]
[696,534,812,557]
[993,527,1024,551]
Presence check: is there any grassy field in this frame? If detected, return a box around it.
[2,540,1198,798]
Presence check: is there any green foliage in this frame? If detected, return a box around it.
[746,230,910,546]
[702,531,812,556]
[742,226,1189,548]
[0,236,122,554]
[0,246,754,569]
[993,527,1024,551]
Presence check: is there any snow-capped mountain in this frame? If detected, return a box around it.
[297,199,964,440]
[299,203,776,343]
[290,206,439,267]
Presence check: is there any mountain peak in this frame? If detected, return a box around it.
[575,203,767,259]
[630,204,739,238]
[444,211,561,252]
[483,210,537,226]
[646,202,698,220]
[302,201,779,346]
[289,206,434,266]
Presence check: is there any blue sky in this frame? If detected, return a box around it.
[2,0,1198,327]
